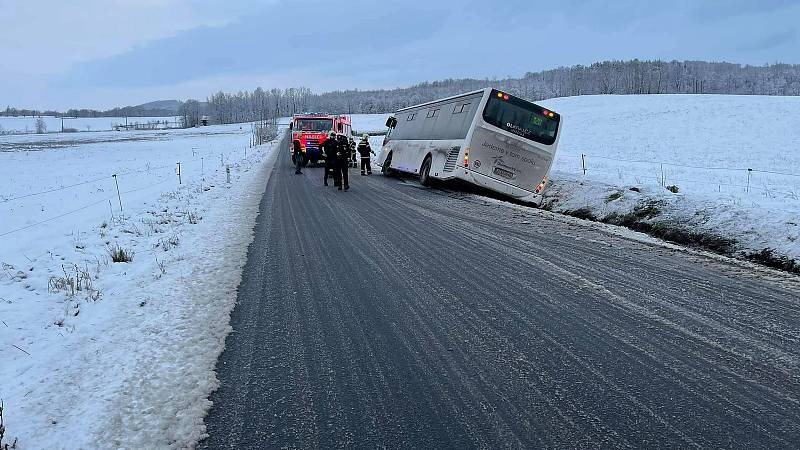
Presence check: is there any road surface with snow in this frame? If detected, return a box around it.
[200,137,800,449]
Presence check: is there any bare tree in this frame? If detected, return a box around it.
[35,117,47,134]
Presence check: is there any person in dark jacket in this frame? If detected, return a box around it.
[320,132,340,187]
[348,137,358,168]
[357,134,376,175]
[292,139,304,174]
[335,134,350,191]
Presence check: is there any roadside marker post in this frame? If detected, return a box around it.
[177,162,182,185]
[112,174,123,212]
[746,168,752,193]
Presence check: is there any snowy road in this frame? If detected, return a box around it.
[200,143,800,448]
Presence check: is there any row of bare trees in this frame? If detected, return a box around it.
[180,59,800,126]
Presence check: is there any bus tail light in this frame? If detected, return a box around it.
[535,175,548,194]
[463,149,470,168]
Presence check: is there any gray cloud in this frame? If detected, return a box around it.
[5,0,800,108]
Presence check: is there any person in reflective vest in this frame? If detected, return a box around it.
[357,134,376,175]
[348,137,358,168]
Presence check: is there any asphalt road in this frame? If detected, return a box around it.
[200,147,800,449]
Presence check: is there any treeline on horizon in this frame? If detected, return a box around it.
[0,105,177,119]
[5,60,799,124]
[182,60,800,127]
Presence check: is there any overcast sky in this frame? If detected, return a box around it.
[2,0,799,110]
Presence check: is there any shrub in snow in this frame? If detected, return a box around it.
[187,211,201,224]
[109,245,134,263]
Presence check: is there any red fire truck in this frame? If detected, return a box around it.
[290,113,352,165]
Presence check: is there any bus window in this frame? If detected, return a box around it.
[482,91,559,145]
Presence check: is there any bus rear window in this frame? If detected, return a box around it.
[482,91,559,145]
[294,119,332,132]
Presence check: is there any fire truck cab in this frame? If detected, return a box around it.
[290,113,352,165]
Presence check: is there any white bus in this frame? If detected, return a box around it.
[377,88,562,205]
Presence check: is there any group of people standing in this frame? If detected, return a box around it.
[293,132,376,191]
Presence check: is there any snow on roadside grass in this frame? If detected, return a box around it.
[535,95,800,271]
[0,124,281,448]
[540,175,800,272]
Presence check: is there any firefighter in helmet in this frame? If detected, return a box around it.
[357,134,376,175]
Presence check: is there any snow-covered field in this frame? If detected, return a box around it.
[350,113,392,133]
[0,116,179,134]
[0,124,281,447]
[537,94,800,268]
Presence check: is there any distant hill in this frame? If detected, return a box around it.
[135,100,182,114]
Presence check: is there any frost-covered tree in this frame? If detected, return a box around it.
[35,117,47,134]
[179,100,204,128]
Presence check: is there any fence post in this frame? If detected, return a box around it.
[177,162,182,185]
[581,153,586,175]
[746,168,752,193]
[112,174,123,212]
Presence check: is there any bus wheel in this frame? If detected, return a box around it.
[420,156,432,187]
[382,152,395,176]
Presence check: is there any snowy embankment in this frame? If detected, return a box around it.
[0,124,281,448]
[539,95,800,272]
